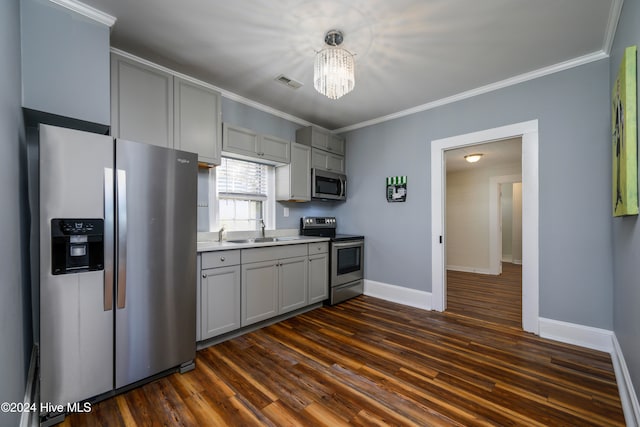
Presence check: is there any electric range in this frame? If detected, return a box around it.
[300,217,364,304]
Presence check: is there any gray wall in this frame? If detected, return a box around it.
[21,0,110,125]
[335,59,613,329]
[610,0,640,402]
[0,0,30,425]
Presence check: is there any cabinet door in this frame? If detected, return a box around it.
[289,143,311,200]
[260,134,290,164]
[311,127,330,151]
[312,148,345,173]
[326,152,345,173]
[312,148,329,170]
[241,260,278,326]
[201,265,241,340]
[279,256,308,314]
[328,135,345,155]
[174,77,221,165]
[111,54,173,147]
[223,123,259,157]
[276,143,310,201]
[308,253,329,304]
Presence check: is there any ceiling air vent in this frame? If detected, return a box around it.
[275,74,303,90]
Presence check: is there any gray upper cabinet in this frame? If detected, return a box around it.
[174,77,222,165]
[111,53,222,163]
[276,142,311,201]
[311,148,345,173]
[111,54,173,148]
[261,134,291,164]
[296,126,345,155]
[327,134,345,155]
[223,123,290,165]
[222,123,259,157]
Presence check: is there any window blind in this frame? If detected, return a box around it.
[217,157,268,199]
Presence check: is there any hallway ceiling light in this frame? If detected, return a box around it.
[464,153,484,163]
[314,30,355,100]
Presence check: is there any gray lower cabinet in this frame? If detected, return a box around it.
[198,242,328,340]
[201,265,241,339]
[241,260,279,326]
[241,244,309,327]
[279,256,309,314]
[200,250,241,340]
[308,253,329,304]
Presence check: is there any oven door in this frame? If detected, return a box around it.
[331,240,364,286]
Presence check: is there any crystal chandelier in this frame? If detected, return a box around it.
[314,30,355,100]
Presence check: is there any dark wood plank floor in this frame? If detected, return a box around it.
[61,295,625,426]
[447,263,522,328]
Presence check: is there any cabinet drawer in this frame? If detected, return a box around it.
[242,244,307,264]
[308,242,328,255]
[202,250,240,268]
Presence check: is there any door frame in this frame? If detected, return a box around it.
[490,174,522,275]
[431,120,539,334]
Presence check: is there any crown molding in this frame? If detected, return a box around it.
[603,0,624,55]
[48,0,116,27]
[334,50,608,134]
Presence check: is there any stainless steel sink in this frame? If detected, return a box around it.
[226,236,299,244]
[226,237,276,244]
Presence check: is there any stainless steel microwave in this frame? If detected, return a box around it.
[312,168,346,201]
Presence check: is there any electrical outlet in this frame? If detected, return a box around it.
[283,207,289,217]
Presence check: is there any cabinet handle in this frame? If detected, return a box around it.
[202,274,207,278]
[220,257,225,262]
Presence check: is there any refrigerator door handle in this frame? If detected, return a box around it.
[116,169,127,309]
[103,168,114,311]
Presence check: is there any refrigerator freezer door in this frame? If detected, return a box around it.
[39,125,115,406]
[115,139,197,389]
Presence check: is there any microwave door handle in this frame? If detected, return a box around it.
[340,178,346,198]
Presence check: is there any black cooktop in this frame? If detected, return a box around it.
[300,217,364,242]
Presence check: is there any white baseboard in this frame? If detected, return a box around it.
[512,259,522,265]
[363,279,432,311]
[501,256,513,263]
[538,317,613,353]
[446,265,496,275]
[611,335,640,427]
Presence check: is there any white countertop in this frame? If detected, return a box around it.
[197,235,330,252]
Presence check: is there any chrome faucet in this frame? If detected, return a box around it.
[260,219,265,238]
[218,225,225,242]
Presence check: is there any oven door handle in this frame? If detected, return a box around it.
[332,241,364,248]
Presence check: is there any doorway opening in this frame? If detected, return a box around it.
[430,120,539,334]
[443,140,523,328]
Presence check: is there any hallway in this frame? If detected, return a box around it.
[447,263,522,328]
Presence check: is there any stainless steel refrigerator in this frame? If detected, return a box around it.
[38,124,197,414]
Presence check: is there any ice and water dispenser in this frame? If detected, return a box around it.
[51,219,104,275]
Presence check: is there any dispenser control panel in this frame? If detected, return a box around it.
[51,218,104,275]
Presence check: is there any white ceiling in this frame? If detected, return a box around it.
[445,138,522,173]
[79,0,619,131]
